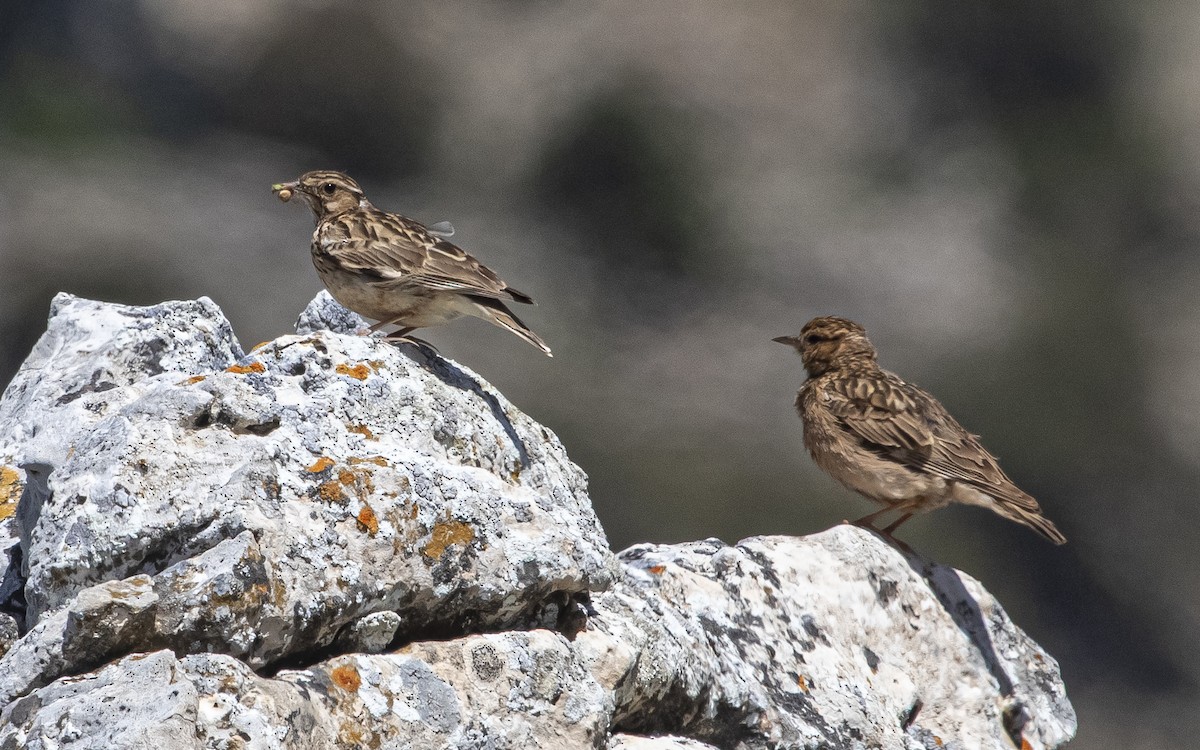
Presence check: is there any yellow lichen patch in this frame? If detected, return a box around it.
[330,664,361,692]
[251,341,272,352]
[226,361,265,375]
[178,375,207,386]
[0,466,21,521]
[338,724,377,749]
[368,360,385,372]
[347,424,375,440]
[348,455,388,467]
[797,674,809,693]
[306,456,335,473]
[422,520,475,560]
[318,480,347,504]
[357,504,379,536]
[335,362,371,380]
[647,565,666,575]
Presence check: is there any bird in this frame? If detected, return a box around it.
[272,170,551,356]
[774,316,1066,545]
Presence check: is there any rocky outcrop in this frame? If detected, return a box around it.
[0,293,1076,749]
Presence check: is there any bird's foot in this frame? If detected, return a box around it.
[843,517,916,554]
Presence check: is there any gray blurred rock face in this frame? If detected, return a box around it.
[0,294,1075,749]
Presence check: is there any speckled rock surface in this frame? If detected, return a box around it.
[580,529,1076,749]
[0,294,1075,749]
[0,293,614,703]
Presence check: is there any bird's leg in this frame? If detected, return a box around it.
[383,327,441,355]
[882,513,914,535]
[850,500,921,552]
[850,505,898,529]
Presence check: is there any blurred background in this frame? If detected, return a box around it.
[1,1,1197,745]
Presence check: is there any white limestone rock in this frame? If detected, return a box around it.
[0,294,1075,749]
[608,735,721,750]
[0,294,615,702]
[1,634,611,750]
[580,528,1076,750]
[0,528,1075,749]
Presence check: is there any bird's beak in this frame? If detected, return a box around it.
[773,335,801,348]
[272,181,299,202]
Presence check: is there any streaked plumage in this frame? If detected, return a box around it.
[272,170,551,356]
[775,316,1065,544]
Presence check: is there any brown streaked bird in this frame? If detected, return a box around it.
[774,316,1066,544]
[272,170,551,356]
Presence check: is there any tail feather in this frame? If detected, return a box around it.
[470,297,552,356]
[997,499,1067,545]
[502,286,536,305]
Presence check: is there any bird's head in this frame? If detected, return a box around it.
[774,316,877,377]
[272,170,365,220]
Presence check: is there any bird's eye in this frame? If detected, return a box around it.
[803,333,822,346]
[322,183,336,195]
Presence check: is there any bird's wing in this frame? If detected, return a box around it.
[326,212,531,303]
[823,373,1031,503]
[823,374,937,458]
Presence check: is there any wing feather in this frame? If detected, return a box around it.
[323,211,532,303]
[823,372,1030,503]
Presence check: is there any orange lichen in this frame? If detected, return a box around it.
[348,456,388,467]
[225,361,265,374]
[1019,740,1031,750]
[797,674,809,693]
[339,723,382,749]
[347,424,375,440]
[251,341,272,352]
[357,504,379,535]
[179,375,207,385]
[368,360,384,372]
[647,565,666,575]
[318,480,347,503]
[422,520,475,559]
[306,456,334,473]
[330,664,361,692]
[935,737,944,747]
[336,363,371,380]
[0,466,20,521]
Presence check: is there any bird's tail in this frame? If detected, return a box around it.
[471,297,553,356]
[996,494,1068,545]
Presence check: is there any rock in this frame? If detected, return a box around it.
[0,294,1075,749]
[295,289,369,335]
[582,529,1076,749]
[0,651,201,750]
[0,293,615,700]
[0,613,16,660]
[334,609,404,654]
[608,735,721,750]
[2,633,610,749]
